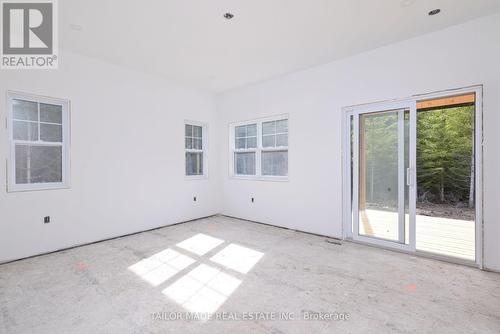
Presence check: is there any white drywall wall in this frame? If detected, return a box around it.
[0,50,221,262]
[217,13,500,271]
[1,13,499,272]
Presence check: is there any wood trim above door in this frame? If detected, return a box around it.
[416,93,475,110]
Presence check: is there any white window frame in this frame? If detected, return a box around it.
[229,114,289,181]
[184,120,208,180]
[7,91,71,192]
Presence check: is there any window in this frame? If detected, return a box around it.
[261,119,288,176]
[230,115,288,179]
[185,122,207,178]
[234,124,257,175]
[8,92,70,191]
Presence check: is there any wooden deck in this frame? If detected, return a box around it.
[360,209,475,261]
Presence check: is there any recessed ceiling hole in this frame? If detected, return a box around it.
[428,9,441,16]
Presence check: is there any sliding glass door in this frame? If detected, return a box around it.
[349,102,416,252]
[415,93,477,262]
[344,87,482,266]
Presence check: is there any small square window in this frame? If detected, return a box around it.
[13,121,38,141]
[186,152,203,176]
[262,151,288,176]
[235,152,256,175]
[13,99,38,121]
[262,119,288,148]
[235,124,257,149]
[40,103,63,124]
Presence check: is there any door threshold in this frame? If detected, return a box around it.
[345,238,479,269]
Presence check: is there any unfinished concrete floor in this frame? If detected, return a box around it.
[1,215,499,334]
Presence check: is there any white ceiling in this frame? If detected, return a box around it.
[61,0,500,93]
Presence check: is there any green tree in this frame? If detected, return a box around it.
[416,106,474,206]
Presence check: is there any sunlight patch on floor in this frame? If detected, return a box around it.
[176,233,225,256]
[162,264,242,313]
[129,233,265,316]
[210,244,264,274]
[128,248,195,286]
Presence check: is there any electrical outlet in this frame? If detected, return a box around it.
[44,216,50,224]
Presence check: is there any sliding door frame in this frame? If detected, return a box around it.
[342,85,483,268]
[346,101,417,252]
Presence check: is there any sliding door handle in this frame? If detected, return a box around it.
[406,168,412,186]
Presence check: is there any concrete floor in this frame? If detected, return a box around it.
[1,215,499,334]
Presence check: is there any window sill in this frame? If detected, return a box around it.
[7,182,71,193]
[229,175,289,182]
[185,175,208,181]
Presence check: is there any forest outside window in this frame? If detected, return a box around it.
[8,92,70,192]
[231,115,288,180]
[185,122,207,178]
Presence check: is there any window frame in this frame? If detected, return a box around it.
[233,123,258,177]
[229,114,289,181]
[184,120,208,180]
[7,91,71,192]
